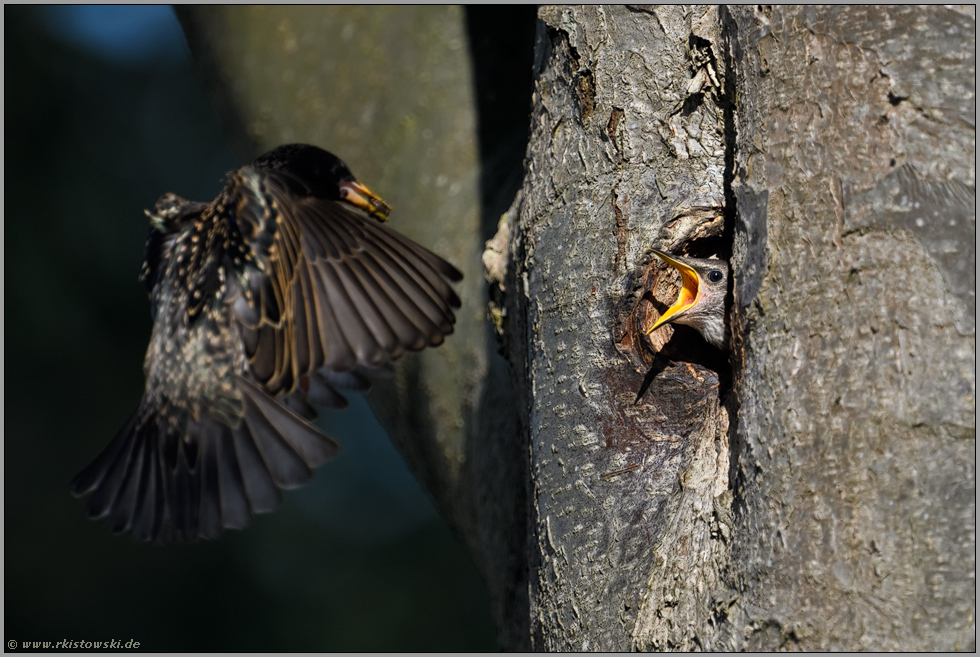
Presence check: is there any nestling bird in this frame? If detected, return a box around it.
[71,144,463,542]
[645,249,729,349]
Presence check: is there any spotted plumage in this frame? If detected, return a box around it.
[72,144,462,541]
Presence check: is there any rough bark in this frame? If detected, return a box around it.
[499,4,975,651]
[175,7,528,649]
[498,6,736,650]
[725,5,975,650]
[174,5,975,650]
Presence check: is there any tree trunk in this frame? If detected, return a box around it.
[501,4,974,651]
[725,5,975,650]
[176,5,975,650]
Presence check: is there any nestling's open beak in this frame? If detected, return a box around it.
[646,249,702,335]
[339,179,392,222]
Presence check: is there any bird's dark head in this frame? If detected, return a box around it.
[252,144,391,221]
[646,249,729,349]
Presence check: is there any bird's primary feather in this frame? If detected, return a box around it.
[71,144,462,542]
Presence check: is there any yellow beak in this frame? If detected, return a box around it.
[338,180,392,222]
[645,250,702,335]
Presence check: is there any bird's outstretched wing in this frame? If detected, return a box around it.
[227,167,463,398]
[71,146,463,543]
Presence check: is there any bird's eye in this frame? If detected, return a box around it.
[707,269,724,283]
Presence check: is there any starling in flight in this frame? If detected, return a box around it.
[645,249,729,349]
[71,144,463,541]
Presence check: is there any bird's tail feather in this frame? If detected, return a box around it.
[70,376,338,542]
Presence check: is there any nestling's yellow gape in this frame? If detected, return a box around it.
[646,249,729,349]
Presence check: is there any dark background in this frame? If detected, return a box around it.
[5,6,501,650]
